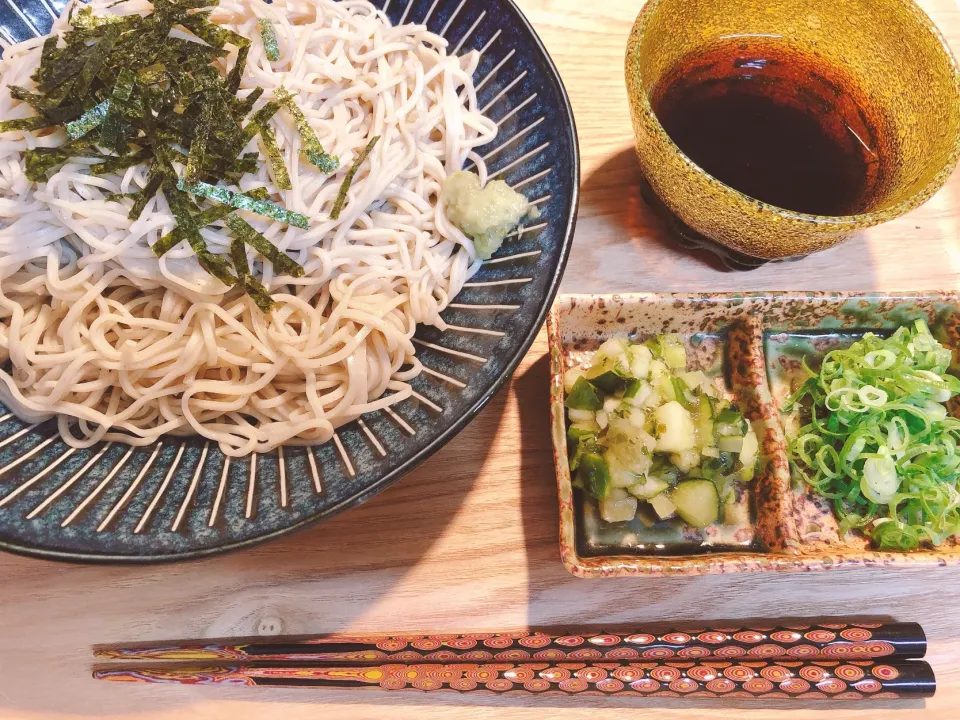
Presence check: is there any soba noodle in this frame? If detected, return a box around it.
[0,0,500,456]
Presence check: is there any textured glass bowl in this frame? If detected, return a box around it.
[625,0,960,260]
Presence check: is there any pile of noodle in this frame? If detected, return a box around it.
[0,0,496,456]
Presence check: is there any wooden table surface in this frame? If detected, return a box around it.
[3,0,960,718]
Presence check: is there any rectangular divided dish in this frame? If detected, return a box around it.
[548,292,960,577]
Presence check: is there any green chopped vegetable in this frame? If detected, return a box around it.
[258,18,280,61]
[563,334,758,529]
[330,135,379,219]
[670,479,720,528]
[577,453,612,501]
[275,86,339,173]
[178,179,309,229]
[565,377,603,411]
[785,319,960,550]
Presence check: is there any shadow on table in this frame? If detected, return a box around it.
[0,381,513,717]
[567,145,883,294]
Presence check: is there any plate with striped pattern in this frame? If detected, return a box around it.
[0,0,578,562]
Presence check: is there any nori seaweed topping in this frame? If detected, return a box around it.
[330,135,380,220]
[0,117,52,133]
[225,214,304,278]
[274,87,338,173]
[9,0,316,306]
[178,179,309,228]
[258,18,280,62]
[230,236,274,312]
[65,100,111,139]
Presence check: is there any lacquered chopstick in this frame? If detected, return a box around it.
[94,622,925,663]
[94,658,935,699]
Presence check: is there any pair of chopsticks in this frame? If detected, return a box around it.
[94,621,935,699]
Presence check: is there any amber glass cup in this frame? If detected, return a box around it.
[625,0,960,260]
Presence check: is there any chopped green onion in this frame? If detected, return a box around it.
[330,135,379,220]
[786,319,960,550]
[177,179,309,229]
[258,18,280,61]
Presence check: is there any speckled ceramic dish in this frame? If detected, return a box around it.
[549,292,960,577]
[0,0,578,562]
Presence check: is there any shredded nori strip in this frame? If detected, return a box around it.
[0,117,51,133]
[230,236,275,312]
[8,0,311,301]
[164,179,237,286]
[23,139,98,181]
[258,18,280,62]
[99,67,137,152]
[178,12,249,50]
[185,95,214,182]
[330,135,380,220]
[226,45,250,97]
[69,26,121,100]
[178,179,309,228]
[259,123,291,190]
[275,87,338,173]
[152,204,234,257]
[225,214,304,277]
[128,166,164,220]
[65,100,111,139]
[91,148,153,175]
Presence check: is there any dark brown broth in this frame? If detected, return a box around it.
[651,39,890,216]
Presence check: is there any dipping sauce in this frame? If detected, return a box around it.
[650,38,892,217]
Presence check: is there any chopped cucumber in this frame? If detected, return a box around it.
[597,337,629,359]
[565,334,754,533]
[563,366,584,393]
[628,344,652,378]
[681,370,708,393]
[654,401,696,453]
[649,492,677,520]
[670,479,719,528]
[568,408,595,424]
[718,435,743,453]
[565,377,602,411]
[628,475,669,499]
[600,489,638,523]
[696,395,714,442]
[608,455,641,488]
[661,338,687,369]
[578,452,611,500]
[724,498,750,526]
[739,430,759,467]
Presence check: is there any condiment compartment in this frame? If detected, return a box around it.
[548,292,960,577]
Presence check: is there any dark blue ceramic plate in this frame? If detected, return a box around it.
[0,0,578,561]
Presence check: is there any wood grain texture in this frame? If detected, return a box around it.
[2,0,960,718]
